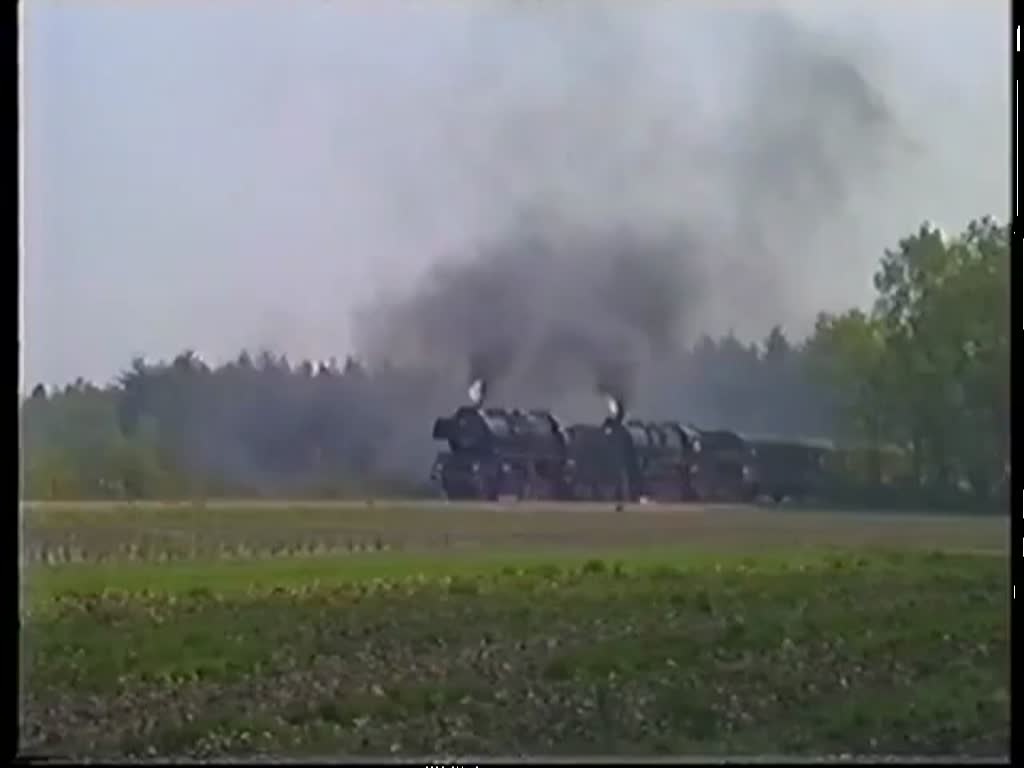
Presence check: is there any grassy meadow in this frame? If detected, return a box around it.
[19,501,1011,760]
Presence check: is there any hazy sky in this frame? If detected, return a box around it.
[22,1,1009,389]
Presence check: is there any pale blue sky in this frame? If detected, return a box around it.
[22,1,1010,388]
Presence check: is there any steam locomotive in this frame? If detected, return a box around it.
[429,380,836,503]
[430,404,568,500]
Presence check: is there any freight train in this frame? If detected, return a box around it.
[429,382,862,504]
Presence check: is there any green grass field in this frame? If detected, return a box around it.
[19,501,1011,759]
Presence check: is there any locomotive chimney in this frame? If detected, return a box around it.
[468,378,487,408]
[606,395,625,423]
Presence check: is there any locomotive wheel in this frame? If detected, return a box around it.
[688,481,705,502]
[525,479,551,500]
[518,471,537,500]
[665,476,686,502]
[502,470,526,500]
[603,481,619,502]
[475,473,498,501]
[513,468,545,501]
[441,473,470,500]
[446,484,476,501]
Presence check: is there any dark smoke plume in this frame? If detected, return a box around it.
[363,216,702,408]
[355,5,912,427]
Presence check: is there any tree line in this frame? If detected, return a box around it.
[20,217,1008,509]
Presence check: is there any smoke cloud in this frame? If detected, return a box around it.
[355,5,915,417]
[362,216,701,407]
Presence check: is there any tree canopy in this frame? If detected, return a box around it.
[806,216,1009,504]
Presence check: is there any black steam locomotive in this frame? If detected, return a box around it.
[428,382,815,503]
[431,405,568,500]
[564,409,707,502]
